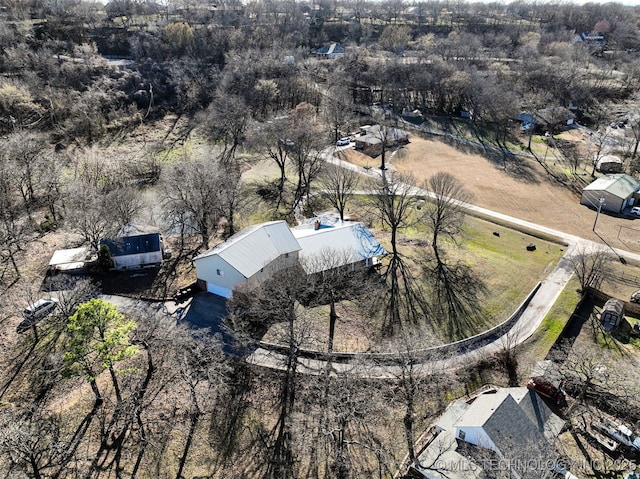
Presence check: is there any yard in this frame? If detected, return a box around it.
[261,215,565,351]
[341,134,640,252]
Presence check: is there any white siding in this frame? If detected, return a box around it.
[194,255,246,296]
[456,426,498,453]
[112,251,163,270]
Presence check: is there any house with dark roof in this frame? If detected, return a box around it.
[100,224,164,271]
[411,388,565,479]
[355,124,410,156]
[314,42,346,59]
[581,174,640,214]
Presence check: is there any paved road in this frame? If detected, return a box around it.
[244,150,640,378]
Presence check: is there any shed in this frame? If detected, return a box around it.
[580,174,640,214]
[601,298,624,331]
[100,224,163,271]
[595,155,624,174]
[48,247,92,273]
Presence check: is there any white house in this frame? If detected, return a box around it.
[412,388,565,479]
[101,224,164,271]
[194,218,385,298]
[292,220,386,274]
[193,221,301,298]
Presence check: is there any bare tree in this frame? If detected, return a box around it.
[199,93,250,167]
[566,246,615,292]
[368,172,429,333]
[65,181,115,252]
[161,151,225,250]
[105,186,146,229]
[318,164,360,222]
[424,172,473,264]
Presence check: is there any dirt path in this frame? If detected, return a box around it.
[358,136,640,252]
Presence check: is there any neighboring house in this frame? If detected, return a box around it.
[595,155,624,174]
[355,124,410,156]
[194,218,385,298]
[292,220,386,274]
[314,42,346,59]
[101,224,163,271]
[574,32,606,49]
[517,112,540,131]
[601,298,624,331]
[193,221,301,298]
[411,388,565,479]
[580,174,640,214]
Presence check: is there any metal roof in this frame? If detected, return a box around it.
[292,221,386,274]
[48,247,90,266]
[583,174,640,199]
[194,221,301,278]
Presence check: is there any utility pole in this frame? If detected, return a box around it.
[593,197,605,232]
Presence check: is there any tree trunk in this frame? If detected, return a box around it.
[328,300,338,353]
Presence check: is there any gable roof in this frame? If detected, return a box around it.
[292,221,386,274]
[315,42,345,55]
[583,174,640,199]
[454,388,562,479]
[193,221,301,278]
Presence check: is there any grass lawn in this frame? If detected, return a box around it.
[262,214,566,352]
[518,277,582,376]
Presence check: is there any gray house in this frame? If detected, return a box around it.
[412,388,565,479]
[580,174,640,214]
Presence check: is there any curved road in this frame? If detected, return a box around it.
[243,150,640,378]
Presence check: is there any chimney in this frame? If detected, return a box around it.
[314,220,320,230]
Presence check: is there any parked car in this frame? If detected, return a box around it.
[631,206,640,216]
[17,297,59,333]
[527,376,567,407]
[336,137,351,146]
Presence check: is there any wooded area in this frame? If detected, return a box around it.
[2,0,640,477]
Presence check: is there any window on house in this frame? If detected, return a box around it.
[284,253,290,258]
[216,269,224,276]
[458,430,466,440]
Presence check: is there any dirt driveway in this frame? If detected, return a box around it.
[345,136,640,253]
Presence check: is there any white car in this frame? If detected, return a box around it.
[631,206,640,216]
[336,137,351,146]
[18,297,59,333]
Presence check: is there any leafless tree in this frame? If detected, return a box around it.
[105,186,146,229]
[385,330,448,466]
[368,172,429,334]
[65,181,115,252]
[161,151,226,251]
[566,246,615,292]
[424,172,473,264]
[199,93,250,167]
[318,164,360,222]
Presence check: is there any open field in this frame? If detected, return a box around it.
[343,135,640,252]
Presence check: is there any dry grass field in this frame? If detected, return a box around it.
[342,135,640,252]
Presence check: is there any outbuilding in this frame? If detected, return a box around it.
[580,174,640,214]
[100,224,164,271]
[601,298,624,331]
